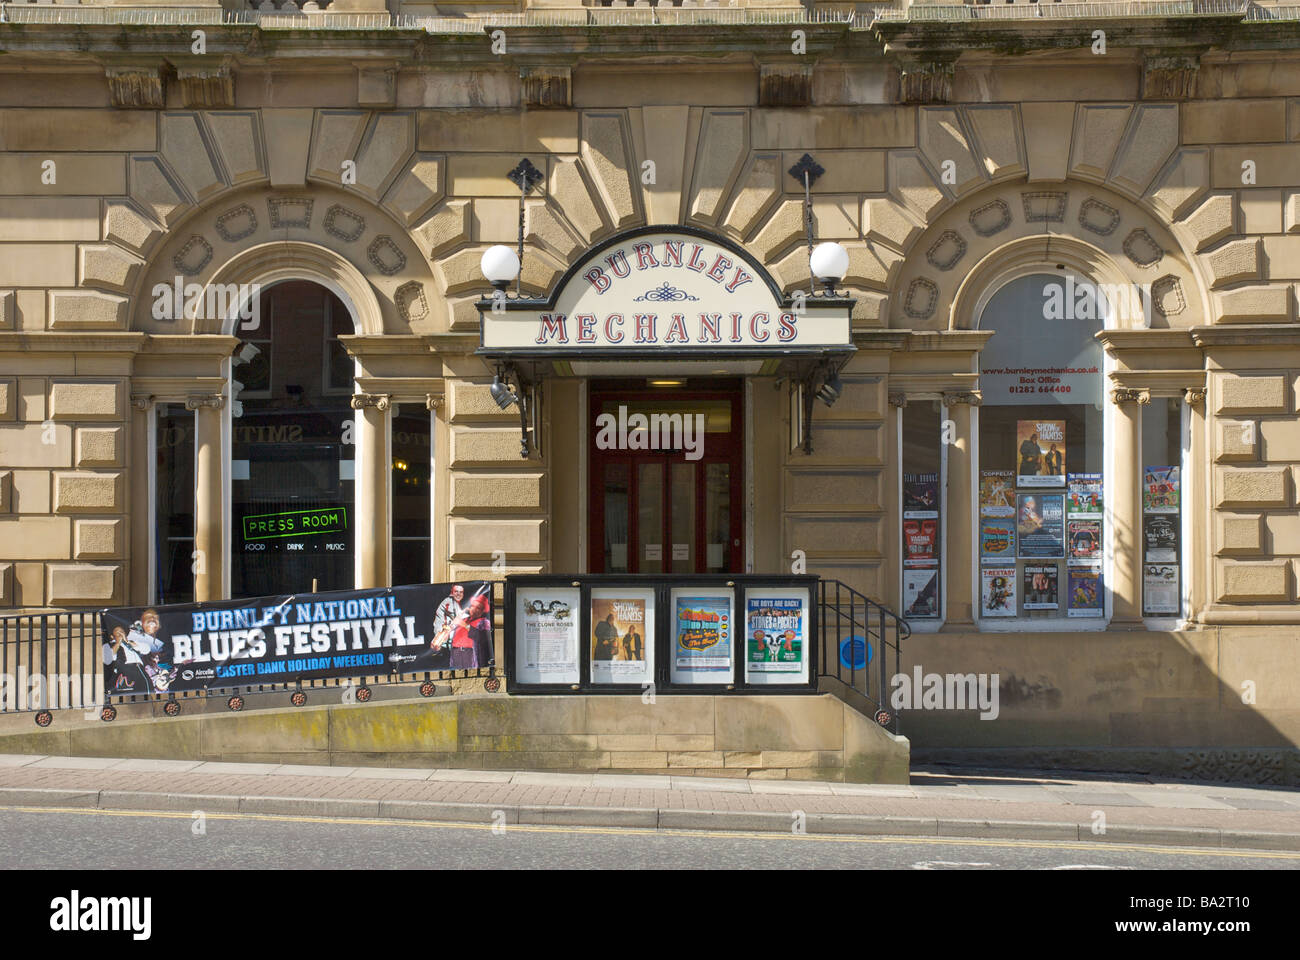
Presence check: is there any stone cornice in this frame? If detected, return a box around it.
[899,329,997,352]
[0,16,1294,69]
[1109,369,1206,398]
[0,332,149,354]
[339,334,428,357]
[1190,325,1300,348]
[1095,330,1199,351]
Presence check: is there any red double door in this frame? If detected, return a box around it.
[588,381,745,575]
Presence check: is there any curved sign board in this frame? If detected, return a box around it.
[479,229,852,355]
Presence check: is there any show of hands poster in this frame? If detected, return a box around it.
[1144,465,1180,513]
[981,567,1016,618]
[980,518,1016,564]
[1015,420,1066,488]
[1017,493,1066,559]
[515,586,581,685]
[590,588,654,685]
[1068,567,1103,617]
[671,589,733,684]
[1067,473,1104,517]
[102,581,491,697]
[979,470,1016,517]
[744,588,810,684]
[1022,564,1060,610]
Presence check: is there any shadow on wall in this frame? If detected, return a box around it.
[897,627,1300,785]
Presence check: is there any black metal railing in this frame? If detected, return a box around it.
[816,578,908,736]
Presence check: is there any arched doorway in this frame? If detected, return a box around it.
[229,280,356,598]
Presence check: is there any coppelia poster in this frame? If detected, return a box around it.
[902,568,940,618]
[1068,567,1103,617]
[980,567,1016,618]
[903,473,940,518]
[1016,420,1066,488]
[1143,563,1180,615]
[979,518,1016,564]
[1067,473,1104,517]
[516,586,581,684]
[590,591,652,685]
[745,595,805,674]
[1144,466,1180,513]
[1067,518,1102,565]
[903,517,939,567]
[101,581,490,697]
[1017,493,1066,559]
[1143,514,1179,562]
[979,470,1016,517]
[673,592,732,680]
[1023,564,1060,610]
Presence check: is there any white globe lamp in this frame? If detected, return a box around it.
[480,245,521,291]
[810,241,849,295]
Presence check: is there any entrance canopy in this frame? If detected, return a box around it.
[477,226,854,375]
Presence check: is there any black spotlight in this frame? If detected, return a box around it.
[490,372,519,410]
[815,373,842,407]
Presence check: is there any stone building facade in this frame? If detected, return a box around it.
[1,0,1299,774]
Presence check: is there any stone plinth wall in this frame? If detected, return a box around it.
[0,693,911,783]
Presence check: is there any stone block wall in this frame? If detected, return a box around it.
[0,371,127,607]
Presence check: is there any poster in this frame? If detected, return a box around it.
[672,591,732,682]
[745,595,806,675]
[1015,420,1066,488]
[979,470,1016,517]
[1143,563,1180,615]
[1067,473,1103,517]
[101,581,491,697]
[590,590,653,685]
[1067,518,1102,564]
[979,518,1016,564]
[1017,493,1065,558]
[902,568,940,618]
[903,517,939,567]
[1143,514,1179,562]
[1144,466,1180,513]
[1023,564,1060,610]
[980,567,1016,618]
[903,473,940,518]
[1068,567,1103,617]
[515,586,581,684]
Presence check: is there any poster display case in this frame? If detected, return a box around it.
[505,575,817,694]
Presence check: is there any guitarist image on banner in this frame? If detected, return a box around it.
[423,583,492,670]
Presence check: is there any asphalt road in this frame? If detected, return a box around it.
[2,806,1298,870]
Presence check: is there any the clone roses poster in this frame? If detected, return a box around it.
[1016,420,1066,488]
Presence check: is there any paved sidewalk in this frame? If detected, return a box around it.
[2,754,1300,851]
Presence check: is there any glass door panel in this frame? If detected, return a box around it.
[604,463,630,573]
[705,463,730,574]
[670,462,695,574]
[637,462,664,573]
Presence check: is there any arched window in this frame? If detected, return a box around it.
[229,280,356,598]
[976,272,1106,624]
